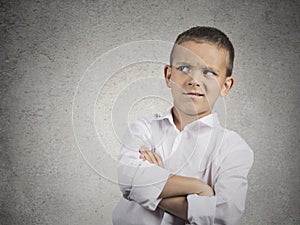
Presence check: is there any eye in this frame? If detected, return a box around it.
[177,65,191,74]
[203,69,216,77]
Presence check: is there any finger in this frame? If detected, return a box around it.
[139,154,146,160]
[153,152,164,167]
[147,151,160,165]
[141,150,158,165]
[152,152,162,162]
[139,147,150,161]
[139,146,150,152]
[139,149,153,163]
[143,151,155,163]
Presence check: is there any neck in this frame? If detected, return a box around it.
[172,107,211,131]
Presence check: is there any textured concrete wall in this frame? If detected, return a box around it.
[1,0,299,224]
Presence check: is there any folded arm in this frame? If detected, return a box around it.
[139,147,214,198]
[139,132,254,225]
[159,196,188,221]
[118,119,253,225]
[140,148,214,221]
[118,118,213,212]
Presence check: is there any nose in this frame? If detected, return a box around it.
[187,74,200,87]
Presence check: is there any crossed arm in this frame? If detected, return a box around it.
[119,120,253,225]
[139,147,214,221]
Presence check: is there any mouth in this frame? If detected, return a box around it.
[183,92,205,97]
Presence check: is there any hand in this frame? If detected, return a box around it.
[139,146,164,168]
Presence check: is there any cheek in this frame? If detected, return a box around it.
[170,77,185,92]
[204,79,222,100]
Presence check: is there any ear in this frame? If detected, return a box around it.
[220,76,235,97]
[164,65,172,88]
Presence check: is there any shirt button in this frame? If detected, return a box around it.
[154,113,161,118]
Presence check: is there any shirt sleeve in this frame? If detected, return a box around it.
[186,131,254,225]
[117,117,171,211]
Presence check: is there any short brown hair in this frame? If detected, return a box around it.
[170,26,235,76]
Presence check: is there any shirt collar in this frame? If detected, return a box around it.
[152,108,220,128]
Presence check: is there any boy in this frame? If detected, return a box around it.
[112,26,254,225]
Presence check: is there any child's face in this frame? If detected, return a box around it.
[164,41,234,117]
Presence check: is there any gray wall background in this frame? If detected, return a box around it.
[1,0,299,224]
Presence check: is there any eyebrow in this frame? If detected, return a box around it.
[204,65,220,75]
[172,61,190,65]
[172,61,197,68]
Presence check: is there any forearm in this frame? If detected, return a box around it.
[159,196,188,221]
[158,175,214,221]
[159,174,214,198]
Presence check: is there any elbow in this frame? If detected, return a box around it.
[186,196,245,225]
[117,163,136,199]
[214,200,245,225]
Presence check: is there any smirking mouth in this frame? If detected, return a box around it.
[183,92,205,97]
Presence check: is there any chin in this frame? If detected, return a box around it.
[179,106,210,117]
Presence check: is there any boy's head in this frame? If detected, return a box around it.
[170,26,234,77]
[164,26,235,119]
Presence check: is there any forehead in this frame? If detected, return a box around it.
[172,41,229,74]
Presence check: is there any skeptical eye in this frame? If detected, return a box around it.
[177,65,191,74]
[203,69,216,77]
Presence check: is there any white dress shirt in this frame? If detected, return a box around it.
[112,110,254,225]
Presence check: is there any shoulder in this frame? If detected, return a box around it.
[126,116,152,135]
[128,112,167,130]
[218,128,254,160]
[120,116,154,149]
[126,114,161,137]
[226,129,252,150]
[209,127,254,170]
[129,116,152,128]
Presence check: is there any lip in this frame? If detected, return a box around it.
[183,92,205,97]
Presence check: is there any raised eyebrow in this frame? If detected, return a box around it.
[203,66,220,74]
[174,62,194,67]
